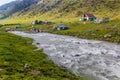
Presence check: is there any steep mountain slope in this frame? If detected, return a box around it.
[13,0,120,21]
[0,0,39,19]
[0,0,120,20]
[0,1,16,10]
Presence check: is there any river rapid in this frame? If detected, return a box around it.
[11,31,120,80]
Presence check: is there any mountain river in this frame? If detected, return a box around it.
[10,31,120,80]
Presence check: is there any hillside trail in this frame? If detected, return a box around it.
[11,31,120,80]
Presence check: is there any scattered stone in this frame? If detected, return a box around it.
[39,48,43,51]
[75,54,80,57]
[31,26,40,33]
[94,18,110,23]
[43,20,52,24]
[31,70,41,75]
[91,34,96,36]
[101,51,105,55]
[53,26,58,30]
[5,28,11,32]
[0,68,3,71]
[104,34,112,38]
[36,42,40,45]
[88,53,92,56]
[75,42,80,44]
[112,28,117,32]
[27,41,32,44]
[24,64,29,68]
[115,55,120,59]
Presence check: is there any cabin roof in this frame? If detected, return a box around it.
[84,13,96,18]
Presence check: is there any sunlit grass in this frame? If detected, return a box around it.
[0,32,86,80]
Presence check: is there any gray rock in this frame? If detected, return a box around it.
[104,34,112,38]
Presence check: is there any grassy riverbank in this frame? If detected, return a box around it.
[0,32,85,80]
[0,17,119,80]
[0,19,120,43]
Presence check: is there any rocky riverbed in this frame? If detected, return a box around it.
[11,31,120,80]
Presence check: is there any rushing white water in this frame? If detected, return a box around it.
[11,31,120,80]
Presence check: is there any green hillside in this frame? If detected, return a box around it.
[0,0,119,24]
[8,0,120,23]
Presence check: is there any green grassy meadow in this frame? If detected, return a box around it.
[0,32,86,80]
